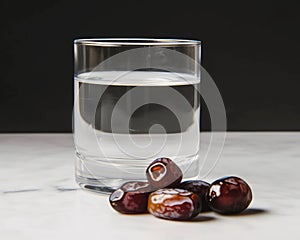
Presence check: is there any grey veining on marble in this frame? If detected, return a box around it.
[0,133,299,240]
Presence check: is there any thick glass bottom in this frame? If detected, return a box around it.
[75,153,199,194]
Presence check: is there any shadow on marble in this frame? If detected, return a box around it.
[191,208,267,221]
[187,215,216,222]
[2,189,40,194]
[239,208,269,216]
[55,187,80,192]
[219,208,269,217]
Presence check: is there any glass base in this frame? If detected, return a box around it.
[75,153,199,194]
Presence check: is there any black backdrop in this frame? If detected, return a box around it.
[1,1,300,132]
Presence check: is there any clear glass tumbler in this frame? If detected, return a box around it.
[74,38,201,193]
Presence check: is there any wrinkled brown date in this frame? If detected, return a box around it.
[207,176,252,214]
[109,181,152,214]
[179,180,211,212]
[148,188,201,220]
[146,158,182,189]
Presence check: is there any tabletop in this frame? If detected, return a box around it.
[0,132,299,240]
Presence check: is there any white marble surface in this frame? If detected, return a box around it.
[0,133,299,240]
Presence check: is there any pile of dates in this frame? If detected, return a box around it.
[109,157,252,220]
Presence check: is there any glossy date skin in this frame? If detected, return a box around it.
[148,188,201,220]
[109,181,152,214]
[146,158,182,189]
[179,180,211,212]
[207,176,252,214]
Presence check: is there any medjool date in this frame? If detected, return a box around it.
[148,188,201,220]
[146,158,182,189]
[109,181,152,214]
[207,176,252,214]
[179,180,211,212]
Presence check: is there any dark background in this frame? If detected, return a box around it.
[1,1,299,132]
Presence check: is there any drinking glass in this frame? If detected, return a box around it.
[74,38,201,193]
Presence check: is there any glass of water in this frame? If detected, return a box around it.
[74,38,201,193]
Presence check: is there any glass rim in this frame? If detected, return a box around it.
[74,38,201,46]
